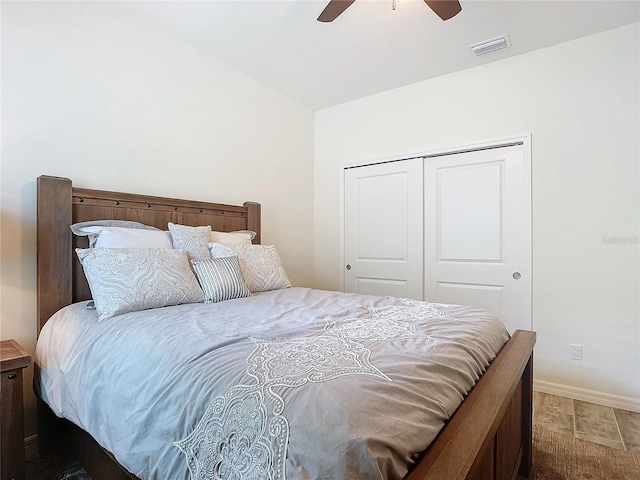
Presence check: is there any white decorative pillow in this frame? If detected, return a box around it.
[208,243,291,293]
[71,220,160,236]
[168,223,211,261]
[77,226,173,249]
[210,230,253,245]
[76,248,204,321]
[191,257,251,303]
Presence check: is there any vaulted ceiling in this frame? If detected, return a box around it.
[117,1,640,110]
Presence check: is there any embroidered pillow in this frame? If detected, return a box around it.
[168,223,211,261]
[208,243,291,293]
[191,257,251,303]
[76,248,204,321]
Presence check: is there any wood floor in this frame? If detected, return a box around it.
[25,392,640,479]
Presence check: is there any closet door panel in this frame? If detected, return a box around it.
[344,158,424,300]
[438,162,503,261]
[424,144,531,333]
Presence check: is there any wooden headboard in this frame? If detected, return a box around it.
[36,175,261,333]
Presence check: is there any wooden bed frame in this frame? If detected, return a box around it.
[35,175,536,480]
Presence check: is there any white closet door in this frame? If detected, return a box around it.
[424,144,531,333]
[344,158,424,300]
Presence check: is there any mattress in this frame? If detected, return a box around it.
[35,287,509,480]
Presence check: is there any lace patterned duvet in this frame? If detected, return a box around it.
[36,288,509,480]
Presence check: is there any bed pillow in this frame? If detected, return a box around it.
[168,223,212,262]
[76,248,204,321]
[208,243,291,293]
[71,220,161,235]
[76,226,173,249]
[210,230,254,245]
[191,257,251,303]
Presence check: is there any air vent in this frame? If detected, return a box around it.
[469,34,511,57]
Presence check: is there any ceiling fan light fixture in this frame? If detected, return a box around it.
[318,0,461,22]
[469,34,511,57]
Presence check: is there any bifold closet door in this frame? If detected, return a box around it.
[424,144,531,333]
[344,158,424,300]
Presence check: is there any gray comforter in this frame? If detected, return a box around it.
[36,287,509,480]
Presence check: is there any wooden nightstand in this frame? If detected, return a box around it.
[1,339,31,480]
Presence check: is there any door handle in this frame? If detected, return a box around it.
[346,265,351,270]
[512,272,521,280]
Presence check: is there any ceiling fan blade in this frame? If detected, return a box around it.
[317,0,357,22]
[424,0,462,21]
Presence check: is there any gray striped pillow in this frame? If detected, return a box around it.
[191,256,251,303]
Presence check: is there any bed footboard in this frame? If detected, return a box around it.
[405,329,536,480]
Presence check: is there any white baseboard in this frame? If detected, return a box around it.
[534,380,640,413]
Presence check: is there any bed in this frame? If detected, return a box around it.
[35,175,536,480]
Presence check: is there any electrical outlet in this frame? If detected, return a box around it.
[570,344,582,361]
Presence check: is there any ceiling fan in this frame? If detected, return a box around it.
[318,0,462,22]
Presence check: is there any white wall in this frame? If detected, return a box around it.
[1,2,315,436]
[315,24,639,407]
